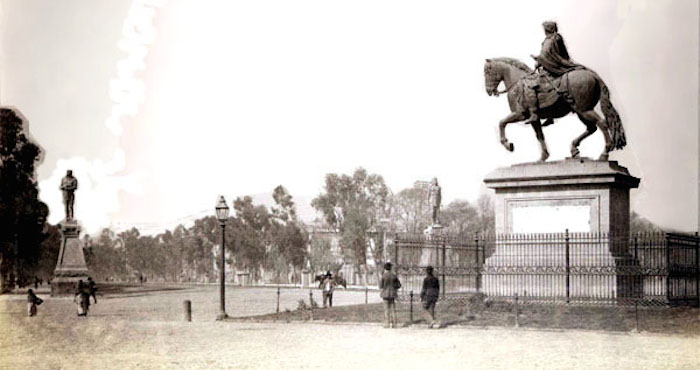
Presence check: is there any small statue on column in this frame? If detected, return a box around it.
[428,178,441,226]
[60,170,78,220]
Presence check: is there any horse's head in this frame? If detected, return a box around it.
[483,58,503,96]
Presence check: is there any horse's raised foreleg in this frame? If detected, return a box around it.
[530,121,549,162]
[499,111,526,152]
[574,110,607,160]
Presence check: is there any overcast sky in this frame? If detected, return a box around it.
[1,0,698,234]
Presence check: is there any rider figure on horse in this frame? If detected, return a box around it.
[531,21,581,77]
[527,21,583,126]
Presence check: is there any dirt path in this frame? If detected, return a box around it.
[1,287,697,369]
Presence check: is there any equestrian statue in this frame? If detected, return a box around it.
[483,21,625,161]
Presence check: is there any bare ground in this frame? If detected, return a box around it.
[1,284,698,369]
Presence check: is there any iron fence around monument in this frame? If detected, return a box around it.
[393,231,699,307]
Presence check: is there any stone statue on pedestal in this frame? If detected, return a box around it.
[60,170,78,220]
[428,178,441,226]
[52,170,89,296]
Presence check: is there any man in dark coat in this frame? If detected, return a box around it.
[380,262,401,328]
[420,266,440,328]
[319,271,337,308]
[87,277,98,304]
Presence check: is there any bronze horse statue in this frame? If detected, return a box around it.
[483,58,625,161]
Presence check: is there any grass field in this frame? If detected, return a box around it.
[249,294,700,335]
[1,283,698,369]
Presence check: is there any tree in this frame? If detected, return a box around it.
[0,108,49,291]
[270,185,307,270]
[85,228,127,281]
[308,236,341,274]
[312,168,389,268]
[630,211,663,234]
[33,224,61,281]
[231,196,271,279]
[391,185,431,233]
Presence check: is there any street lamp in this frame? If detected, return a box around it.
[215,195,229,320]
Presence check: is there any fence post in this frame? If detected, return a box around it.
[514,293,519,328]
[665,233,671,303]
[475,232,481,293]
[565,229,570,304]
[634,300,639,332]
[365,286,368,304]
[696,232,699,306]
[394,233,399,264]
[276,287,281,316]
[634,236,638,260]
[442,238,447,300]
[409,290,414,324]
[183,300,191,322]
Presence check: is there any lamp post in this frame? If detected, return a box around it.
[215,195,229,320]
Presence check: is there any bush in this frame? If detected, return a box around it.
[296,297,319,311]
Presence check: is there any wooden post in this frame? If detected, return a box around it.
[276,287,281,315]
[183,300,191,322]
[309,289,314,321]
[365,286,368,304]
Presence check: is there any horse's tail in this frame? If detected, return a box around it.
[592,72,626,150]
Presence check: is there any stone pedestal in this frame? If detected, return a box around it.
[51,220,89,296]
[301,269,311,288]
[482,158,641,300]
[421,224,443,266]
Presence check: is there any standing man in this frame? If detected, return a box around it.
[428,178,442,226]
[87,276,98,304]
[420,266,440,328]
[320,271,336,308]
[60,170,78,220]
[380,262,401,328]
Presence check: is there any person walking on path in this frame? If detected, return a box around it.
[74,280,90,316]
[380,262,401,328]
[420,266,440,328]
[27,289,43,317]
[87,277,98,304]
[320,271,337,308]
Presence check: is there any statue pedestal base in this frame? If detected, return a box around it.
[482,158,642,301]
[301,269,311,288]
[420,225,444,266]
[51,220,89,296]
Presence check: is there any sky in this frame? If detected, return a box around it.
[0,0,698,234]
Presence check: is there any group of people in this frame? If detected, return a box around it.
[317,263,439,328]
[26,277,97,317]
[380,262,439,329]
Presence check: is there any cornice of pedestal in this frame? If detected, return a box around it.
[484,158,640,190]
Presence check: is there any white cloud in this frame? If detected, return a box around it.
[39,149,142,233]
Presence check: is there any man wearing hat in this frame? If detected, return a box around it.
[420,266,440,328]
[379,262,402,328]
[319,271,337,308]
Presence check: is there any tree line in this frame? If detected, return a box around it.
[1,106,667,289]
